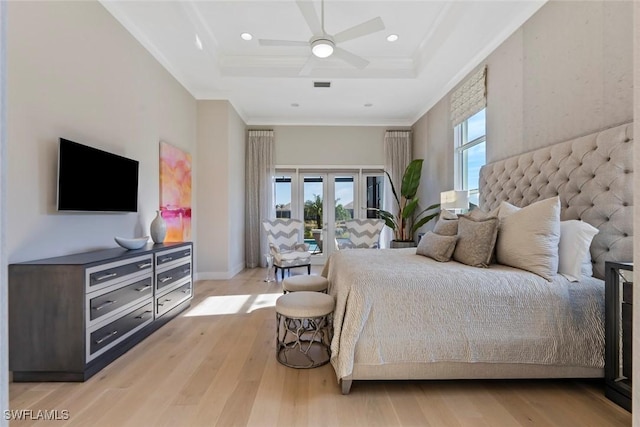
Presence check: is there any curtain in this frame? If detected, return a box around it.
[450,65,487,126]
[245,130,275,268]
[383,130,412,246]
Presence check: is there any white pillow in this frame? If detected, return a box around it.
[558,220,599,281]
[496,197,561,281]
[582,255,594,277]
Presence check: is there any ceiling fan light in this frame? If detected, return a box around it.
[311,39,334,58]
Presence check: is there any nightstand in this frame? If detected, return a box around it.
[604,261,633,412]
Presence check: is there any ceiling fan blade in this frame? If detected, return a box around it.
[333,17,385,44]
[296,0,323,35]
[333,47,369,69]
[258,39,309,47]
[299,56,319,76]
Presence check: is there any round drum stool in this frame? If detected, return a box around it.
[282,275,329,294]
[275,291,335,368]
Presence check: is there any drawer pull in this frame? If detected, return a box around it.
[157,298,172,307]
[182,269,191,275]
[95,272,117,281]
[94,300,117,311]
[95,330,118,344]
[159,256,173,263]
[135,285,152,292]
[137,262,152,269]
[182,288,190,294]
[159,276,173,283]
[135,310,153,320]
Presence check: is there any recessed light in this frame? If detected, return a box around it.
[386,34,399,42]
[291,103,300,107]
[364,103,373,107]
[195,34,203,50]
[241,33,253,41]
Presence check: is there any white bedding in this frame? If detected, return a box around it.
[321,248,605,382]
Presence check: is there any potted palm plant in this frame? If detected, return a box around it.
[369,159,440,248]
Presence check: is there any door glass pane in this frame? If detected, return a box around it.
[274,175,291,218]
[366,176,384,218]
[334,176,354,249]
[303,176,323,254]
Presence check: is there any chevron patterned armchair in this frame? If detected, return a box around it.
[341,218,385,249]
[262,219,312,279]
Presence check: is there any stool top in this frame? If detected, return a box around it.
[282,275,329,292]
[276,291,335,318]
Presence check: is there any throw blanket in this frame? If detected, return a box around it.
[322,248,605,381]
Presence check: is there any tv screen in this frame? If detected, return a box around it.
[57,138,139,212]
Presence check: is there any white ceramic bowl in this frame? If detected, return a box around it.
[114,236,149,250]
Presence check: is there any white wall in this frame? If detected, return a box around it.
[413,0,633,222]
[7,1,197,263]
[196,100,246,279]
[271,125,388,166]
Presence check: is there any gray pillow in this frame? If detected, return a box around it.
[433,210,458,236]
[453,215,499,267]
[416,231,457,262]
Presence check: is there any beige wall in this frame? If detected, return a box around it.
[271,125,388,166]
[196,100,246,279]
[7,1,197,263]
[413,0,633,221]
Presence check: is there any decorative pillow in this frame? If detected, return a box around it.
[496,197,561,281]
[452,214,499,267]
[582,257,594,277]
[433,210,458,236]
[416,231,457,262]
[558,220,599,281]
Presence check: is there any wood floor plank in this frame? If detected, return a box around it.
[7,266,632,427]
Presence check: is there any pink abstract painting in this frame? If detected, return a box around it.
[159,141,192,242]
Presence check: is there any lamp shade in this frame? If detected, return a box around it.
[440,190,469,210]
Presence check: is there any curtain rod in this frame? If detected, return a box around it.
[248,129,274,132]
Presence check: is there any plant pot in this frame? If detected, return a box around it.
[389,240,416,249]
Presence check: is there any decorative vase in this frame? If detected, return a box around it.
[150,210,167,244]
[264,254,275,283]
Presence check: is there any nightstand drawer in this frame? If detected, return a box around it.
[156,281,192,317]
[88,276,153,322]
[156,262,191,292]
[89,302,153,356]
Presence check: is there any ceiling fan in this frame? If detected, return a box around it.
[258,0,385,75]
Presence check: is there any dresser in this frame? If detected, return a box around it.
[604,261,633,412]
[9,242,193,382]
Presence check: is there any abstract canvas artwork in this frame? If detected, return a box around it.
[159,141,192,242]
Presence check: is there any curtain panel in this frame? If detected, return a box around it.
[450,65,487,126]
[245,130,275,268]
[383,130,412,246]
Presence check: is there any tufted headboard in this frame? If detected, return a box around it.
[479,122,633,279]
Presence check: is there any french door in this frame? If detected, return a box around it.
[274,168,384,265]
[299,172,356,264]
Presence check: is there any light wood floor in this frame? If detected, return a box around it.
[9,266,631,427]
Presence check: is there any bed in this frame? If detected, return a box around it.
[322,122,633,394]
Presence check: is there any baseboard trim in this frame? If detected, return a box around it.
[195,264,246,281]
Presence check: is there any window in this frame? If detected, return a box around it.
[274,175,292,218]
[454,108,486,206]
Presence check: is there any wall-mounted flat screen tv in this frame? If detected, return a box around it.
[57,138,139,212]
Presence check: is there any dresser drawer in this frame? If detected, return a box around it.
[88,276,153,322]
[88,302,153,357]
[156,262,191,292]
[156,281,192,317]
[156,246,192,268]
[87,255,153,291]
